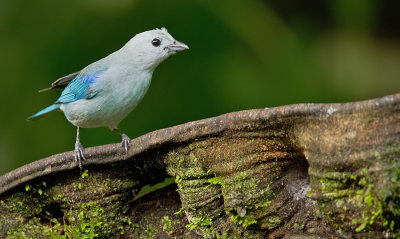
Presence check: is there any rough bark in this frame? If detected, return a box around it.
[0,93,399,238]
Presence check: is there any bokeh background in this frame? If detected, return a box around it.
[1,0,399,175]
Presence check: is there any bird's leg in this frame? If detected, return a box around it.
[112,127,130,153]
[74,127,85,169]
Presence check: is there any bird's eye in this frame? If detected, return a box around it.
[152,38,161,47]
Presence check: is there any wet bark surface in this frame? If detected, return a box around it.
[0,93,399,238]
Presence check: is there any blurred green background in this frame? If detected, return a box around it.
[0,0,399,175]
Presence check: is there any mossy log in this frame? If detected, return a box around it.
[0,93,399,238]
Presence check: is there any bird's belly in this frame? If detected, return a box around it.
[60,78,150,128]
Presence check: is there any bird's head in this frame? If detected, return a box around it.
[123,27,189,71]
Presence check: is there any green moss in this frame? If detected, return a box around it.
[228,213,257,229]
[186,214,213,230]
[141,224,158,239]
[222,171,276,230]
[4,182,55,238]
[293,222,305,231]
[165,137,295,237]
[7,216,65,239]
[306,188,312,198]
[161,216,180,233]
[317,169,386,233]
[313,143,400,236]
[352,184,384,232]
[81,169,89,179]
[5,192,128,238]
[186,213,217,239]
[9,183,47,214]
[1,168,139,238]
[386,141,400,155]
[63,201,105,238]
[174,208,184,216]
[208,176,226,188]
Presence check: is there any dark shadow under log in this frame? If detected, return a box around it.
[0,93,399,238]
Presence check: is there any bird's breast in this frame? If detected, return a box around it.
[107,71,152,108]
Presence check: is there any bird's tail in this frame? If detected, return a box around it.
[26,104,60,121]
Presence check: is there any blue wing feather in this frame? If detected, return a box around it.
[56,67,107,103]
[27,67,107,121]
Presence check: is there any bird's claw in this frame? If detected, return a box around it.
[121,134,130,153]
[75,141,86,170]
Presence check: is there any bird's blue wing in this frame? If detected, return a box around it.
[56,67,108,103]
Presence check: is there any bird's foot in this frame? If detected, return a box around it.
[75,141,86,170]
[121,134,130,153]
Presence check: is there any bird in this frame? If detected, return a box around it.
[27,28,189,169]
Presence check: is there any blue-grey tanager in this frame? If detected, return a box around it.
[27,28,189,169]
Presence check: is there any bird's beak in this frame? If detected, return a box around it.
[166,41,189,53]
